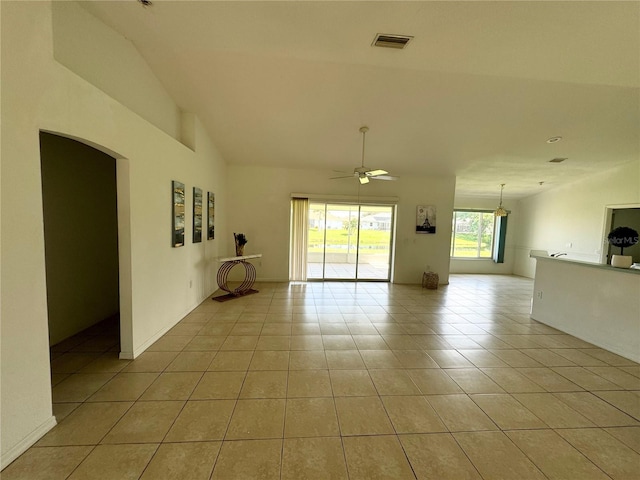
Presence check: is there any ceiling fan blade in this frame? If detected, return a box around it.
[366,169,388,177]
[371,175,398,181]
[359,176,370,185]
[330,175,356,180]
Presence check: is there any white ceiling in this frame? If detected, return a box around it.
[81,0,639,198]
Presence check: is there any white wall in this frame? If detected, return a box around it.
[227,165,455,285]
[514,160,640,278]
[0,2,227,467]
[449,196,518,275]
[40,133,120,345]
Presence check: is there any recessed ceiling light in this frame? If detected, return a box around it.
[549,158,567,163]
[546,136,562,144]
[372,34,413,49]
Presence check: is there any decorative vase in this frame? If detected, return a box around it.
[235,244,244,256]
[611,255,632,268]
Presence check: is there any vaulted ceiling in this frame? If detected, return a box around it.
[81,0,639,198]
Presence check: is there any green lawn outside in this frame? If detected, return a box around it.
[308,228,390,253]
[451,232,492,257]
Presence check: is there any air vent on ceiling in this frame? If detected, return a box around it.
[373,34,413,49]
[549,158,567,163]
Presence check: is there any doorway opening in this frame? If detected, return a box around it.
[307,202,395,281]
[40,132,125,408]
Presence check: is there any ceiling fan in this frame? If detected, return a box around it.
[331,126,398,184]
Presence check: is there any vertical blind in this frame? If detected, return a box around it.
[289,198,309,281]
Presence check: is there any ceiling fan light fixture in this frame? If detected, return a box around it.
[494,183,508,217]
[366,169,388,177]
[359,175,370,185]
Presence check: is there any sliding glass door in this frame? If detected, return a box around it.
[307,202,394,281]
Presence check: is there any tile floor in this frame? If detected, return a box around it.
[3,275,640,479]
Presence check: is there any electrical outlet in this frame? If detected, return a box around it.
[536,291,543,299]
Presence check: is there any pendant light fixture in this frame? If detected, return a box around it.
[494,184,508,217]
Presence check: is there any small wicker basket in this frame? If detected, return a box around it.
[422,271,439,290]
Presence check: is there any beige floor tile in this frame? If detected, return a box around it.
[445,368,505,394]
[481,367,546,393]
[284,397,340,437]
[208,350,254,371]
[52,403,81,423]
[147,335,193,352]
[199,323,234,336]
[454,431,546,479]
[516,367,584,392]
[226,398,285,439]
[140,442,220,480]
[122,351,179,372]
[78,354,131,374]
[139,372,202,401]
[0,446,92,480]
[407,369,463,394]
[190,371,245,399]
[240,370,288,398]
[426,394,498,432]
[50,353,101,374]
[261,323,292,335]
[291,323,321,335]
[183,336,226,351]
[101,401,184,444]
[249,350,290,370]
[282,437,348,480]
[287,370,332,397]
[220,335,259,351]
[320,324,350,335]
[585,366,640,389]
[342,435,416,480]
[458,349,510,367]
[360,350,403,368]
[165,351,216,371]
[580,349,638,366]
[594,390,640,419]
[68,444,157,480]
[400,433,481,480]
[554,392,639,426]
[167,323,204,336]
[52,373,115,402]
[256,335,291,351]
[290,335,324,350]
[381,396,447,433]
[381,334,420,350]
[165,400,235,441]
[488,349,544,367]
[211,439,282,479]
[424,350,474,368]
[348,323,379,334]
[604,426,640,454]
[521,348,577,367]
[230,324,263,335]
[325,350,365,369]
[289,351,327,369]
[550,349,609,366]
[513,393,595,428]
[552,367,622,390]
[412,335,454,350]
[393,350,439,368]
[330,370,377,396]
[506,430,610,480]
[558,428,640,479]
[335,396,394,435]
[352,334,389,350]
[369,369,421,395]
[88,372,159,402]
[322,335,357,350]
[470,394,548,429]
[37,402,132,446]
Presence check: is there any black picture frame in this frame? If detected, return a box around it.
[172,181,185,247]
[193,187,203,243]
[207,192,215,240]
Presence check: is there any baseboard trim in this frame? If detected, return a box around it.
[1,415,57,470]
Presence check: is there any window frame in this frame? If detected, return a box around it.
[450,209,497,260]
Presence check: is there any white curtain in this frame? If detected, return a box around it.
[289,198,309,281]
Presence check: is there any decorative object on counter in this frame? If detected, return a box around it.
[416,205,436,234]
[422,266,439,289]
[234,232,248,256]
[494,183,508,217]
[171,180,185,247]
[608,226,639,268]
[193,187,202,243]
[207,192,215,240]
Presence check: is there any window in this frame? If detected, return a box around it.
[450,211,496,258]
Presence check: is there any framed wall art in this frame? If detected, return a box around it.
[193,187,203,243]
[172,180,185,247]
[416,205,436,234]
[207,192,215,240]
